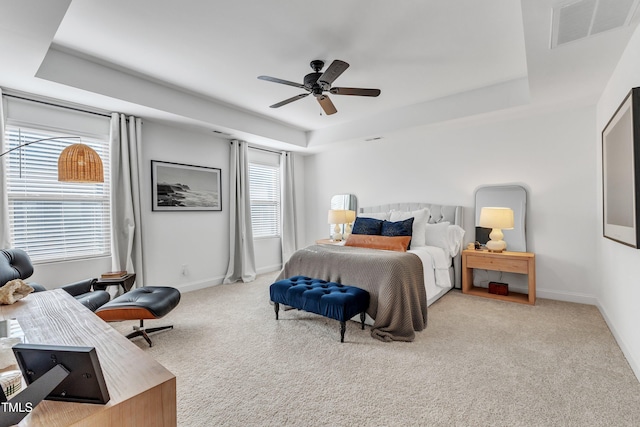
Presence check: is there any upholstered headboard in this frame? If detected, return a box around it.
[360,203,464,288]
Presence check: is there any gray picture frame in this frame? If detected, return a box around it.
[602,87,640,248]
[151,160,221,211]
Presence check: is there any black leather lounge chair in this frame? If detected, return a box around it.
[0,248,110,312]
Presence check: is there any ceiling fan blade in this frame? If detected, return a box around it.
[317,95,337,115]
[258,75,305,89]
[329,87,380,96]
[330,87,381,97]
[318,60,349,86]
[269,93,310,108]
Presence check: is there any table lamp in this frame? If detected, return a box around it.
[327,209,347,241]
[479,207,514,252]
[343,210,356,239]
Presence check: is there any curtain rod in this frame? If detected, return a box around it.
[246,144,284,155]
[3,93,112,118]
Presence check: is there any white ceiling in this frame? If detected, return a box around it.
[1,0,638,152]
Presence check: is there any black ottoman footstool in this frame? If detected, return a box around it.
[96,286,181,347]
[270,276,370,342]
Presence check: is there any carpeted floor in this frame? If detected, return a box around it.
[113,272,640,426]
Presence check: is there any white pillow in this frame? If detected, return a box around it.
[424,221,450,251]
[390,208,430,247]
[358,211,390,221]
[447,225,466,257]
[424,222,466,256]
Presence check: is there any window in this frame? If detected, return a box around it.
[249,162,280,238]
[4,126,111,263]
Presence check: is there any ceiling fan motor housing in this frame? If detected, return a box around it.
[304,73,324,96]
[310,60,325,72]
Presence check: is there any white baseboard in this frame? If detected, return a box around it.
[256,264,282,275]
[534,288,598,305]
[173,276,225,293]
[597,302,640,383]
[171,265,281,294]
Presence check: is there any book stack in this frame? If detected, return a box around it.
[100,271,127,279]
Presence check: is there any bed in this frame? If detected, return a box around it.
[277,202,464,342]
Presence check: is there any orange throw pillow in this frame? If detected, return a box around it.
[344,235,411,252]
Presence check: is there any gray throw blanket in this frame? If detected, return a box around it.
[277,244,427,342]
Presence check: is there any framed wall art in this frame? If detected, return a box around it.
[602,87,640,248]
[151,160,221,211]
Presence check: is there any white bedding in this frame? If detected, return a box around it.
[408,245,453,306]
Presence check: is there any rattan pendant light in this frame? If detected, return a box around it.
[1,135,104,183]
[57,143,104,183]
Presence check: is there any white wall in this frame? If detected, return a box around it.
[139,122,230,291]
[596,24,640,381]
[303,106,598,302]
[28,119,286,291]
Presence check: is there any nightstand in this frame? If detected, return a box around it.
[462,249,535,305]
[315,239,343,245]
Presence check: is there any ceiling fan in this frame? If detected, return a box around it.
[258,60,381,115]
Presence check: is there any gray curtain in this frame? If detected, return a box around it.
[280,152,297,263]
[224,139,256,283]
[110,113,145,288]
[0,90,10,248]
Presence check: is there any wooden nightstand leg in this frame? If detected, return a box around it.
[462,265,472,293]
[528,258,536,305]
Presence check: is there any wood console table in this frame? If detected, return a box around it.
[462,249,536,305]
[0,289,176,426]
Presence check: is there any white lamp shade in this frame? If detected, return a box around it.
[345,210,356,223]
[327,209,348,225]
[479,207,514,230]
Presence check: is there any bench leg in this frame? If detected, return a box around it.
[274,302,279,320]
[340,321,346,343]
[360,312,366,329]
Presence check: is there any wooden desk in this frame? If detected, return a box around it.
[0,289,176,426]
[462,249,536,305]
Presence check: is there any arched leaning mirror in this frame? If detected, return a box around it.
[474,185,527,252]
[329,194,357,236]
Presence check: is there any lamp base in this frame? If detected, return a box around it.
[485,239,506,253]
[486,228,507,253]
[332,224,343,242]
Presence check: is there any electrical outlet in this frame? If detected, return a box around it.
[181,264,188,276]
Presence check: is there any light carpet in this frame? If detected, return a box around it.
[113,272,640,426]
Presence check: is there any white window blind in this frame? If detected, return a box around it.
[249,162,280,238]
[4,126,111,263]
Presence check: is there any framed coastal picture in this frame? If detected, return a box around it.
[602,87,640,248]
[151,160,222,211]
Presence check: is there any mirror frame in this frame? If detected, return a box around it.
[329,194,358,236]
[474,185,527,252]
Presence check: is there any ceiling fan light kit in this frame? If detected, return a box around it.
[258,59,381,115]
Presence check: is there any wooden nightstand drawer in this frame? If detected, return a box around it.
[466,255,529,274]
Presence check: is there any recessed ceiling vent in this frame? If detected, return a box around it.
[551,0,640,48]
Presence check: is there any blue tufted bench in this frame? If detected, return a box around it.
[270,276,370,342]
